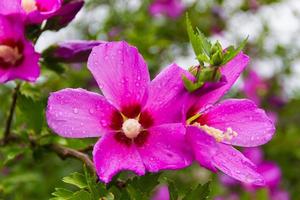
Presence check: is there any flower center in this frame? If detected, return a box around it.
[0,45,23,66]
[194,123,238,142]
[122,118,142,139]
[22,0,37,13]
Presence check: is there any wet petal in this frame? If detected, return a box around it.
[186,126,265,185]
[199,99,275,147]
[88,41,150,110]
[186,126,217,171]
[46,88,117,138]
[137,123,193,172]
[213,143,265,186]
[93,133,145,183]
[144,63,190,125]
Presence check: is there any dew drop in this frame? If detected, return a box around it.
[73,108,79,114]
[89,108,94,114]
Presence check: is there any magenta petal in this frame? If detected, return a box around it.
[243,70,268,106]
[46,88,117,138]
[26,0,62,24]
[144,63,190,125]
[93,134,145,183]
[202,99,275,147]
[137,123,193,172]
[243,147,263,165]
[0,0,25,17]
[271,190,290,200]
[51,40,104,63]
[187,126,265,185]
[5,40,40,82]
[186,126,218,171]
[88,41,150,110]
[257,162,281,189]
[191,52,249,110]
[149,0,185,19]
[213,143,265,186]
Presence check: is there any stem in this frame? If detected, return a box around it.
[49,144,96,174]
[3,83,21,144]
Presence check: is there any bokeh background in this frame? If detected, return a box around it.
[1,0,300,199]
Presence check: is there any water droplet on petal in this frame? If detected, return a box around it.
[73,108,79,114]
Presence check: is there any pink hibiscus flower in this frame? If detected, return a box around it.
[0,14,40,83]
[0,0,62,24]
[156,52,275,185]
[46,41,193,183]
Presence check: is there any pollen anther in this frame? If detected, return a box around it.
[122,118,142,139]
[194,123,238,142]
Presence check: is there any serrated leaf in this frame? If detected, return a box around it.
[52,188,74,198]
[196,28,211,55]
[221,36,248,65]
[182,182,210,200]
[71,190,92,200]
[63,172,88,189]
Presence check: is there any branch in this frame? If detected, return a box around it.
[49,143,96,174]
[3,83,21,144]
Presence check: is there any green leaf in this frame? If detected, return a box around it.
[182,182,210,200]
[52,188,74,198]
[182,75,204,92]
[62,172,88,189]
[221,36,248,65]
[17,94,44,134]
[186,15,211,59]
[70,190,92,200]
[167,180,178,200]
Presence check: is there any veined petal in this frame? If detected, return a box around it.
[144,63,189,125]
[137,123,193,172]
[88,41,150,110]
[186,126,217,171]
[93,133,145,183]
[199,99,275,147]
[46,88,117,138]
[189,52,249,112]
[186,126,265,185]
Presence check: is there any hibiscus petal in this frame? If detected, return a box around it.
[189,52,249,111]
[88,41,150,110]
[137,123,193,172]
[46,88,117,138]
[200,99,275,147]
[144,63,190,125]
[186,126,265,185]
[6,40,40,82]
[0,0,25,16]
[186,126,217,171]
[93,133,145,183]
[213,143,265,186]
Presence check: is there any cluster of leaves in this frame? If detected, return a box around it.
[52,167,211,200]
[182,16,247,92]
